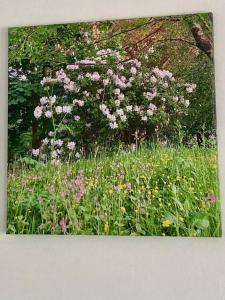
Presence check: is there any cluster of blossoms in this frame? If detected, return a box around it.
[61,169,86,201]
[32,44,196,162]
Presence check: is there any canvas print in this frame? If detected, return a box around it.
[7,13,221,236]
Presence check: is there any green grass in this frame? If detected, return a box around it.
[7,145,221,236]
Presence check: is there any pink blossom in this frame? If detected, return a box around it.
[67,142,76,150]
[109,122,118,129]
[55,106,63,114]
[130,67,137,75]
[103,78,110,86]
[34,106,43,119]
[40,97,48,105]
[32,149,40,156]
[59,217,67,234]
[67,64,79,70]
[115,100,120,107]
[107,69,113,76]
[118,93,124,101]
[114,88,120,95]
[63,106,72,114]
[49,95,56,104]
[45,111,52,118]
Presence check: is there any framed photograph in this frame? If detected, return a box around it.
[7,13,221,236]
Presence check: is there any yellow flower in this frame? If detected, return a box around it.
[109,189,113,195]
[104,222,109,233]
[162,219,172,228]
[120,206,126,214]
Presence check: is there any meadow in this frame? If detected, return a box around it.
[7,145,221,236]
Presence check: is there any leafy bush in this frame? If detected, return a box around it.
[32,47,196,163]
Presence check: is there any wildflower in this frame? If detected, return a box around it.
[186,86,193,93]
[118,93,124,101]
[149,103,157,111]
[67,142,76,150]
[185,100,190,107]
[115,100,120,107]
[83,90,90,96]
[75,192,82,201]
[162,219,172,228]
[55,106,63,114]
[45,111,52,118]
[63,106,72,114]
[127,182,132,191]
[133,59,141,68]
[48,131,54,137]
[75,152,81,159]
[103,78,110,86]
[130,67,137,74]
[117,64,124,70]
[104,222,109,233]
[59,217,67,234]
[77,100,84,107]
[42,138,49,145]
[107,69,113,76]
[67,64,79,70]
[126,105,133,112]
[99,104,107,111]
[114,88,120,95]
[51,150,58,159]
[32,148,40,156]
[116,109,124,116]
[108,114,116,122]
[40,96,48,105]
[147,109,153,116]
[91,72,100,81]
[109,122,118,129]
[206,192,216,203]
[55,139,63,147]
[19,75,27,81]
[34,106,43,119]
[49,95,56,104]
[74,115,80,121]
[150,75,157,84]
[120,115,127,122]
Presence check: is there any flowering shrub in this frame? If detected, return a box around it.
[33,46,196,163]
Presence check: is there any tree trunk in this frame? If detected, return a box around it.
[191,23,213,61]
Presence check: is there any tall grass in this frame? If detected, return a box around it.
[7,145,221,236]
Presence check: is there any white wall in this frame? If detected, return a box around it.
[0,1,225,299]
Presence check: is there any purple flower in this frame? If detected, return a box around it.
[127,182,132,191]
[59,217,67,234]
[206,192,216,203]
